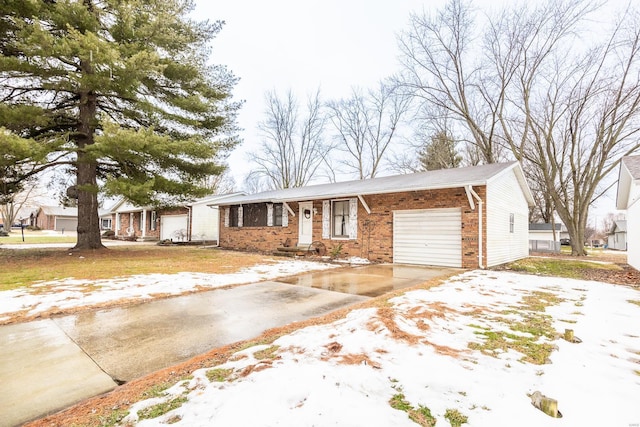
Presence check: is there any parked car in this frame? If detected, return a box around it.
[560,238,571,246]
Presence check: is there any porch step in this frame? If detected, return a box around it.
[276,246,314,256]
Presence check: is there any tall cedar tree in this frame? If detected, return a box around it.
[0,0,240,249]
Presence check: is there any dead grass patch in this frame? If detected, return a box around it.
[0,247,273,292]
[367,306,422,344]
[337,353,382,369]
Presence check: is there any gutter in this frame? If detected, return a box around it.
[465,185,485,269]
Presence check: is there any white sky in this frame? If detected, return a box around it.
[192,0,629,219]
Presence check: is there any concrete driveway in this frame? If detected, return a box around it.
[0,264,457,427]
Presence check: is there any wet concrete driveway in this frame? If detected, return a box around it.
[0,264,457,426]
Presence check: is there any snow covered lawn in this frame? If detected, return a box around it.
[0,259,338,323]
[120,270,640,427]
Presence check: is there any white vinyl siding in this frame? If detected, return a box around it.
[393,208,462,267]
[486,169,529,267]
[191,204,218,241]
[628,183,640,270]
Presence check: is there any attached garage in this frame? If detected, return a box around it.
[393,208,462,267]
[160,215,188,241]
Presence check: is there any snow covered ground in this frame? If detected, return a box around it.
[0,259,338,322]
[118,270,640,427]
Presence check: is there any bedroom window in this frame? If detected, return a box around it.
[273,203,283,226]
[150,211,157,231]
[229,206,239,227]
[332,200,350,238]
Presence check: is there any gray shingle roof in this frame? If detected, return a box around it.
[622,155,640,179]
[529,223,563,231]
[617,155,640,209]
[214,162,533,206]
[40,206,77,217]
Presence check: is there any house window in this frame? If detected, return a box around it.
[509,213,515,233]
[229,206,239,227]
[332,200,350,238]
[243,203,268,227]
[101,218,112,230]
[273,203,283,226]
[150,211,157,231]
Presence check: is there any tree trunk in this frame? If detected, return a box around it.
[73,56,104,250]
[74,158,104,250]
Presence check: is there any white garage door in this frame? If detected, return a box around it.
[161,215,188,241]
[55,218,77,232]
[393,208,462,267]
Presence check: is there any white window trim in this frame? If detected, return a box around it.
[327,198,357,240]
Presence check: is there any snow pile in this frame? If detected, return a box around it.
[122,270,640,427]
[0,260,338,321]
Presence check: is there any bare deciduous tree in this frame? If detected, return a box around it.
[249,89,330,189]
[327,82,411,179]
[398,0,640,255]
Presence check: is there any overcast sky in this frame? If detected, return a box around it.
[193,0,627,218]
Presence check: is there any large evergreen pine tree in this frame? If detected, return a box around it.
[0,0,240,249]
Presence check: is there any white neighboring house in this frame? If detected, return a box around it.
[616,155,640,270]
[528,223,565,252]
[528,223,564,242]
[607,220,627,251]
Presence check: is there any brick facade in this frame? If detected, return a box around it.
[113,207,189,240]
[218,187,487,268]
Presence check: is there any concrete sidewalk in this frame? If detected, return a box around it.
[0,320,117,427]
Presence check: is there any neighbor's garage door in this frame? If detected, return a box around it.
[393,208,462,267]
[55,218,77,232]
[160,215,188,241]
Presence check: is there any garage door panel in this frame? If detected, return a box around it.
[160,215,188,241]
[55,218,78,232]
[393,208,462,267]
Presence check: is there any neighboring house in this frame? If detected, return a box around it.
[212,162,535,268]
[616,155,640,270]
[607,220,627,251]
[34,206,78,231]
[108,193,242,242]
[109,198,169,241]
[528,223,564,253]
[528,223,564,242]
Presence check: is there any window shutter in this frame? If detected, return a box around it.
[224,207,229,227]
[267,203,273,227]
[322,200,330,239]
[282,206,288,227]
[238,205,243,227]
[348,198,358,239]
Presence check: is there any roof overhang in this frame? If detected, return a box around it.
[616,161,634,209]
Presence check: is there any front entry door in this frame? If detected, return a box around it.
[298,201,313,246]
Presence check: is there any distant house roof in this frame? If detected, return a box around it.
[616,155,640,209]
[528,223,563,231]
[39,206,77,217]
[609,220,627,234]
[211,162,534,206]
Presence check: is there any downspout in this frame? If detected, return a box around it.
[465,185,484,269]
[186,206,192,242]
